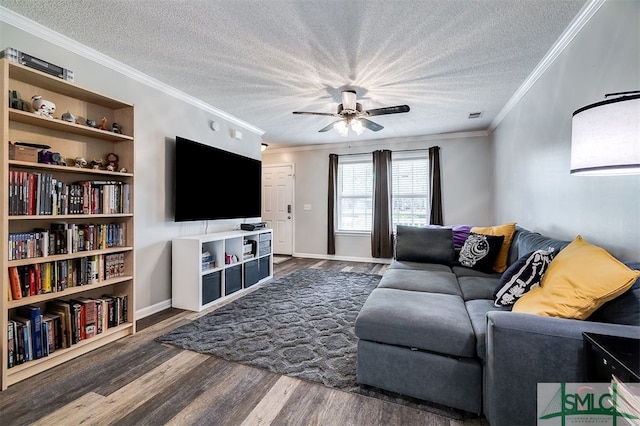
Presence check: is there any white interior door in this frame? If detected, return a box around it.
[262,164,294,255]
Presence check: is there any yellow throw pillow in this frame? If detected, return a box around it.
[471,222,516,273]
[512,235,640,320]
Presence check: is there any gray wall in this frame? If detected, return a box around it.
[492,0,640,261]
[263,133,494,260]
[1,20,264,317]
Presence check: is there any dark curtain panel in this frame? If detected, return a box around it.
[429,146,443,225]
[371,149,394,258]
[327,154,338,255]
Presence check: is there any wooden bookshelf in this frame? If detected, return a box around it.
[1,59,135,390]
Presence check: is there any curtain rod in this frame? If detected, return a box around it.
[332,146,439,156]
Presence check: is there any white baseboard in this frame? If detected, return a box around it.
[292,252,392,264]
[136,299,172,320]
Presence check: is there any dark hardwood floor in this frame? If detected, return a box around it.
[0,257,488,425]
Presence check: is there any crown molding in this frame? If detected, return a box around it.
[488,0,606,133]
[0,6,265,136]
[263,130,489,154]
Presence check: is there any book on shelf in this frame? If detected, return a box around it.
[41,320,50,357]
[42,312,62,352]
[95,297,108,334]
[8,266,21,300]
[17,305,43,360]
[46,301,72,349]
[11,315,31,363]
[7,321,16,369]
[73,297,97,339]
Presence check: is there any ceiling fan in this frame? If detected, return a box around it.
[293,90,410,136]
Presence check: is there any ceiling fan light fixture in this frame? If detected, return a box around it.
[351,119,364,135]
[334,120,349,137]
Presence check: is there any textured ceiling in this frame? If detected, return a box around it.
[0,0,589,148]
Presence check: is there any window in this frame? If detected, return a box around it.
[337,152,430,232]
[337,155,372,232]
[391,152,429,229]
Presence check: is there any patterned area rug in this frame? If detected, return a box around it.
[157,269,466,420]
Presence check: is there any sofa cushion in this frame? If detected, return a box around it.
[388,259,452,273]
[493,248,556,307]
[355,288,476,357]
[459,233,505,273]
[513,228,570,260]
[395,226,456,265]
[513,236,640,320]
[465,299,510,361]
[377,268,461,296]
[589,261,640,325]
[452,265,502,279]
[458,276,500,301]
[451,224,472,249]
[471,222,517,273]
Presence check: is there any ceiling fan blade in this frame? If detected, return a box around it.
[366,105,411,116]
[293,111,338,117]
[319,121,341,132]
[360,118,384,132]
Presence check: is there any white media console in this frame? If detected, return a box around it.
[171,229,273,311]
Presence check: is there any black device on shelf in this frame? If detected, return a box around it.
[240,222,266,231]
[583,332,640,382]
[174,136,262,222]
[1,47,74,82]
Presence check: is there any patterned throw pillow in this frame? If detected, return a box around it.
[493,248,555,307]
[458,233,505,273]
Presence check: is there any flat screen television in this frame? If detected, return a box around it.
[174,136,262,221]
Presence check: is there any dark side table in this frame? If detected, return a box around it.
[583,332,640,383]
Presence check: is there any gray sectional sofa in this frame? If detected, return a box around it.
[354,225,640,425]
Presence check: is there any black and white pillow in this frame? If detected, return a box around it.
[458,233,505,273]
[493,248,556,307]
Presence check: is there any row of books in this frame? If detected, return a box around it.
[8,171,131,216]
[8,222,126,261]
[8,253,126,301]
[7,295,128,368]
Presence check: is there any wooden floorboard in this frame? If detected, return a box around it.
[0,257,488,426]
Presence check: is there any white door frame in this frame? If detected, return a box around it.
[262,163,295,255]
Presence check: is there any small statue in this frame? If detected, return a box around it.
[86,119,96,128]
[97,116,108,130]
[31,95,56,118]
[111,122,122,134]
[90,158,103,170]
[61,111,76,123]
[9,90,30,111]
[106,152,119,171]
[74,157,87,168]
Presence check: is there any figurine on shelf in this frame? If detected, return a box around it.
[61,111,76,123]
[90,158,103,170]
[106,152,119,171]
[119,167,127,173]
[31,95,56,118]
[111,122,122,134]
[97,116,108,130]
[74,157,87,168]
[86,119,96,128]
[9,90,30,112]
